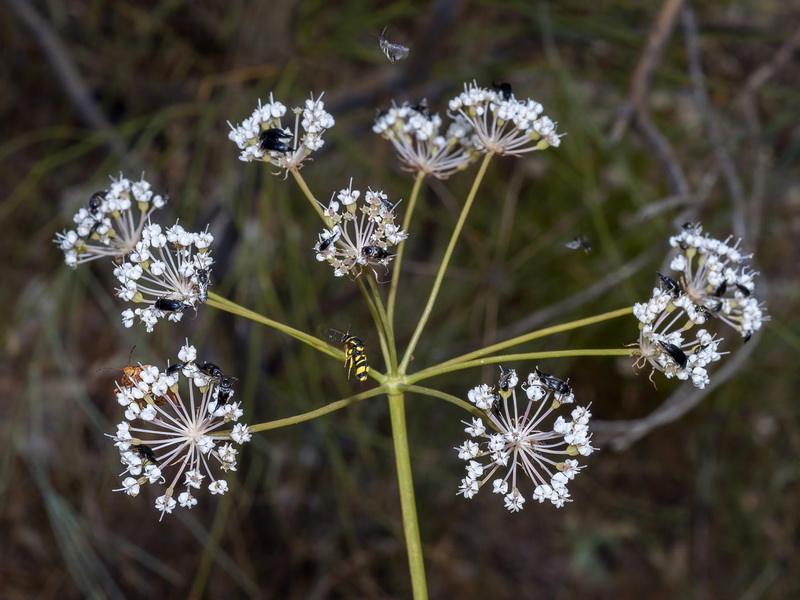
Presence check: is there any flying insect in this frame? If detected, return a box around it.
[379,27,410,64]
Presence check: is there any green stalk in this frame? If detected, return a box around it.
[290,168,325,219]
[245,386,388,433]
[367,275,398,369]
[400,152,494,373]
[387,391,428,600]
[388,171,426,324]
[396,384,485,419]
[422,306,634,375]
[356,278,393,371]
[206,293,334,356]
[407,348,632,384]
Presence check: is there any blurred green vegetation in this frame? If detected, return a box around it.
[2,0,799,598]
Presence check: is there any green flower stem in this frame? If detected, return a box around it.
[397,384,486,420]
[367,275,398,369]
[387,391,428,600]
[245,386,388,433]
[206,293,338,359]
[356,278,393,370]
[290,168,324,219]
[400,152,494,374]
[425,306,634,374]
[388,171,426,324]
[407,348,632,384]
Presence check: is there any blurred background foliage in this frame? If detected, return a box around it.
[2,0,800,598]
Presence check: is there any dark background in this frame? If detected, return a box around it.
[2,0,799,598]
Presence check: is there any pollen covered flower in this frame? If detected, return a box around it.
[373,100,477,178]
[447,81,562,156]
[114,222,214,332]
[227,92,335,176]
[668,222,767,340]
[456,368,594,511]
[313,179,408,279]
[107,342,249,519]
[54,174,167,267]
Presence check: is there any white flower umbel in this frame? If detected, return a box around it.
[107,343,250,520]
[447,81,562,156]
[668,222,767,341]
[227,92,335,176]
[114,222,214,333]
[54,174,167,268]
[456,368,594,511]
[373,100,477,179]
[633,282,724,389]
[313,179,408,279]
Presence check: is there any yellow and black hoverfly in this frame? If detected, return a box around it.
[322,328,369,382]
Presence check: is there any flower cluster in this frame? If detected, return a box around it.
[456,368,594,511]
[114,222,214,333]
[447,81,562,156]
[227,92,335,175]
[373,100,477,179]
[632,223,766,388]
[54,174,167,267]
[314,179,408,278]
[668,223,767,340]
[108,342,251,519]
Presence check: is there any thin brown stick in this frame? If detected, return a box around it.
[634,111,690,196]
[6,0,113,134]
[736,24,800,239]
[681,7,747,238]
[609,0,686,143]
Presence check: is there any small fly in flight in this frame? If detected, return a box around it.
[379,27,409,64]
[565,235,592,254]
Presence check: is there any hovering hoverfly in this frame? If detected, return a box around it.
[379,27,409,64]
[323,327,370,382]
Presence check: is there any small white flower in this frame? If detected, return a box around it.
[231,423,252,444]
[458,477,479,499]
[456,440,481,460]
[464,417,486,437]
[155,494,177,516]
[492,479,509,495]
[209,480,228,495]
[184,469,205,489]
[178,491,198,508]
[115,477,140,496]
[503,489,526,512]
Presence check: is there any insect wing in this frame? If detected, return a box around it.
[379,27,409,64]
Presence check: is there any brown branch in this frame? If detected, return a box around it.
[609,0,686,143]
[736,24,800,240]
[681,6,747,238]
